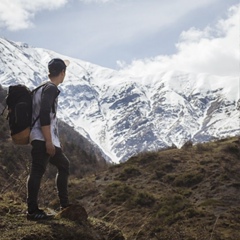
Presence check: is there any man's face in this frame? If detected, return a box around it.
[60,70,66,83]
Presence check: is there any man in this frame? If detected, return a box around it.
[27,58,70,220]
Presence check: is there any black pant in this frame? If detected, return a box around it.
[27,140,70,213]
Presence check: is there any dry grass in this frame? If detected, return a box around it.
[1,136,240,240]
[74,136,240,240]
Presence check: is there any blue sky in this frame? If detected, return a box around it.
[0,0,239,74]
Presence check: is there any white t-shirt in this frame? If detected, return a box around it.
[30,82,61,148]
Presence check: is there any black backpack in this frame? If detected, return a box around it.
[2,84,44,145]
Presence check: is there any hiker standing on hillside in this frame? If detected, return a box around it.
[27,58,71,220]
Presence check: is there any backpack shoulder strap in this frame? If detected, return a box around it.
[31,82,48,94]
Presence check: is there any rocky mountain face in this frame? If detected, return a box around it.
[0,37,239,163]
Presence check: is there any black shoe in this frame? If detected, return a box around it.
[27,209,54,221]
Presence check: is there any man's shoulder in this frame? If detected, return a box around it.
[42,81,59,93]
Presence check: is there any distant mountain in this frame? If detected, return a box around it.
[0,37,239,163]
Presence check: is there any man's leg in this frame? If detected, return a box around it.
[27,140,49,213]
[50,147,70,208]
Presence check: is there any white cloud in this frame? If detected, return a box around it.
[120,4,240,77]
[0,0,68,30]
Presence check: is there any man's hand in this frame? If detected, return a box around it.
[41,125,55,156]
[46,141,56,157]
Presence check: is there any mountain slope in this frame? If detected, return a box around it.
[1,137,240,240]
[0,37,239,163]
[67,136,240,240]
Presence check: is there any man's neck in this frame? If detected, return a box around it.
[49,78,60,86]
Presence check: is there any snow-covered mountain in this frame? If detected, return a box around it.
[0,38,239,163]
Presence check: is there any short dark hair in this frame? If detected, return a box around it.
[48,58,68,77]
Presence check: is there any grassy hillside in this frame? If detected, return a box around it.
[68,136,240,240]
[1,136,239,239]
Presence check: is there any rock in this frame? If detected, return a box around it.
[55,204,88,222]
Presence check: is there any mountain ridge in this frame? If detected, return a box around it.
[0,37,239,163]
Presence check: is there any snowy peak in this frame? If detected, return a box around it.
[0,37,239,163]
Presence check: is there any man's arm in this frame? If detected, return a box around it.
[39,83,59,156]
[41,125,55,156]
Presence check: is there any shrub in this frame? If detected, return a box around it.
[156,194,190,225]
[131,191,155,207]
[116,166,141,181]
[163,173,176,183]
[195,143,212,153]
[138,151,158,164]
[155,170,165,180]
[185,207,205,218]
[182,140,193,149]
[222,143,240,157]
[103,181,134,204]
[173,172,204,188]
